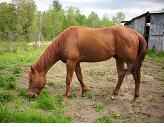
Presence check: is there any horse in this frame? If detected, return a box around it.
[28,26,147,101]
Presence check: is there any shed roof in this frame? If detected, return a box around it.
[122,10,164,24]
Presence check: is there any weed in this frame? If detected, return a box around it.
[95,103,104,112]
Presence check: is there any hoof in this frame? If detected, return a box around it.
[131,96,139,103]
[81,91,87,97]
[83,86,90,92]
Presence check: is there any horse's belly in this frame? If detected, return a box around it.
[79,51,112,62]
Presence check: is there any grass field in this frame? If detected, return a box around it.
[0,42,72,122]
[0,42,164,122]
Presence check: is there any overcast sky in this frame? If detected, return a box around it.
[1,0,164,20]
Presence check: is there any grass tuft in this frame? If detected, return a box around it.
[35,90,54,110]
[34,90,64,113]
[95,103,104,112]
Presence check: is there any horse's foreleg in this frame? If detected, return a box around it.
[112,59,126,98]
[132,68,141,101]
[75,63,88,96]
[65,60,76,97]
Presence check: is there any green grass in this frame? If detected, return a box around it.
[0,104,71,123]
[0,75,16,89]
[147,49,164,62]
[0,42,72,122]
[34,90,64,111]
[18,88,28,98]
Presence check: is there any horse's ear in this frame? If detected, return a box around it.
[31,65,35,74]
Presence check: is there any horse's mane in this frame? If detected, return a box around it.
[33,31,66,73]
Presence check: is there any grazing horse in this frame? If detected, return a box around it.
[28,26,147,101]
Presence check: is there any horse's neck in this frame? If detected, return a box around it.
[34,42,60,74]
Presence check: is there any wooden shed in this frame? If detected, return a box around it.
[123,11,164,52]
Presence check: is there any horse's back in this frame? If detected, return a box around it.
[61,26,140,63]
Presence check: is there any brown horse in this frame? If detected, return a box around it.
[28,26,147,101]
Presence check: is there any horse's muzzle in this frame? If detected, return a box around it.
[28,91,38,98]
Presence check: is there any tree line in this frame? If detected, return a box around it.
[0,0,125,42]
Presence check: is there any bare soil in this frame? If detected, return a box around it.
[21,58,164,122]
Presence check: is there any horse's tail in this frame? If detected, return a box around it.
[133,33,148,72]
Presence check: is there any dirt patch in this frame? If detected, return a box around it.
[21,58,164,122]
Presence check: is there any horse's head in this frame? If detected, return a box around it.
[28,66,46,98]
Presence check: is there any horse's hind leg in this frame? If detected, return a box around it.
[112,59,126,98]
[65,60,77,97]
[75,62,88,96]
[132,68,141,101]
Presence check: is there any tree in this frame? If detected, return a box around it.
[0,2,17,40]
[87,11,100,27]
[16,0,36,41]
[112,12,125,24]
[64,7,79,27]
[101,14,113,27]
[41,1,65,40]
[52,0,62,11]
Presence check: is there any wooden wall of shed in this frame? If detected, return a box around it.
[149,14,164,51]
[126,16,146,35]
[133,16,146,35]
